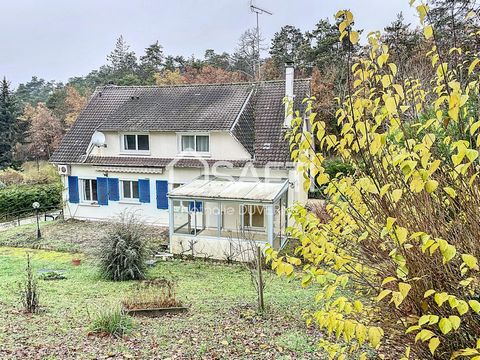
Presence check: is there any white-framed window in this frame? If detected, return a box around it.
[121,134,150,152]
[172,183,189,212]
[121,180,139,201]
[241,205,265,229]
[179,134,210,154]
[80,179,98,203]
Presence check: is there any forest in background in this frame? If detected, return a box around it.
[0,0,473,169]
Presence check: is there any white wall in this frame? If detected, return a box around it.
[92,131,252,160]
[62,164,202,226]
[171,234,267,262]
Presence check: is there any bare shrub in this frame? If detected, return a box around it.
[18,254,40,313]
[0,169,24,186]
[122,279,183,310]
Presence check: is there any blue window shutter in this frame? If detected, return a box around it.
[197,201,203,212]
[139,179,150,203]
[68,176,79,204]
[156,180,168,209]
[97,177,109,205]
[108,178,119,201]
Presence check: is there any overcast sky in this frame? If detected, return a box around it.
[1,0,417,87]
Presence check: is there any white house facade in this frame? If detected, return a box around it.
[50,68,310,260]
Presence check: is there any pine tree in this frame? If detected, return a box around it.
[0,78,19,169]
[270,25,307,72]
[306,19,347,71]
[428,0,479,53]
[106,36,138,76]
[139,41,165,83]
[383,13,422,76]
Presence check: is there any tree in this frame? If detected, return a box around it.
[310,66,338,131]
[0,78,20,169]
[383,13,423,76]
[183,65,245,84]
[260,57,282,80]
[163,55,187,72]
[428,0,479,52]
[306,19,348,71]
[232,29,264,80]
[64,86,89,127]
[106,36,138,77]
[270,25,308,72]
[139,41,165,83]
[154,69,187,86]
[203,49,231,69]
[15,76,56,106]
[27,103,63,160]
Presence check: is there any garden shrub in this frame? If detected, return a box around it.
[0,183,62,218]
[98,212,149,281]
[88,304,133,338]
[322,158,354,179]
[309,159,354,199]
[268,6,480,360]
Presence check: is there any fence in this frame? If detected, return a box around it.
[0,206,63,229]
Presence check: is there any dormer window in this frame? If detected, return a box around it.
[179,134,209,154]
[121,134,150,153]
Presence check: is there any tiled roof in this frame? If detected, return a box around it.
[50,80,310,166]
[254,80,310,165]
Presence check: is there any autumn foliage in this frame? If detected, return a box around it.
[268,3,480,359]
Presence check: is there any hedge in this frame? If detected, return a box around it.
[0,183,63,219]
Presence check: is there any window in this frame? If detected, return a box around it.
[172,183,188,211]
[81,179,97,203]
[196,135,209,152]
[180,134,209,153]
[121,180,139,200]
[242,205,265,229]
[123,134,149,151]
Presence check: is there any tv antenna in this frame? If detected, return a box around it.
[250,0,272,81]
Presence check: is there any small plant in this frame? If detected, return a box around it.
[122,278,183,310]
[98,211,148,281]
[88,304,133,338]
[18,254,40,313]
[39,271,66,281]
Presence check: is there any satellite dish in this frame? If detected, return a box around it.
[91,131,106,147]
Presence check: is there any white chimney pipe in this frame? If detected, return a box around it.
[284,63,294,128]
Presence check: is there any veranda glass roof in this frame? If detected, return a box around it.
[168,176,288,204]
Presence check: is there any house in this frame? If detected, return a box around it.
[50,65,310,260]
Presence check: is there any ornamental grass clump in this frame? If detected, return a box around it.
[88,304,133,338]
[267,4,480,360]
[98,211,148,281]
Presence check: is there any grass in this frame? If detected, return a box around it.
[0,219,168,254]
[0,220,325,359]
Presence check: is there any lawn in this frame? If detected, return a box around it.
[0,221,323,359]
[0,219,168,254]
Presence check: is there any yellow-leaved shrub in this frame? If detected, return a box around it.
[267,4,480,359]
